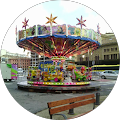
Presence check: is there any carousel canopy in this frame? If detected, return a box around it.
[16,24,102,58]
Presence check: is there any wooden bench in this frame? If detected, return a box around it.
[47,94,96,119]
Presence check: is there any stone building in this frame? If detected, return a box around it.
[76,33,119,66]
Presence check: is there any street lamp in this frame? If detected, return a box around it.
[82,55,85,58]
[39,55,41,58]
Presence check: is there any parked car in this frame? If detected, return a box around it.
[100,70,118,79]
[17,68,23,76]
[115,70,119,74]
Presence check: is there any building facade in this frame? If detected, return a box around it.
[8,57,30,70]
[30,52,51,67]
[0,50,30,70]
[76,33,119,66]
[30,52,39,66]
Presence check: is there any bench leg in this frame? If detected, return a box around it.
[68,108,75,115]
[93,102,95,109]
[50,115,52,119]
[68,102,75,115]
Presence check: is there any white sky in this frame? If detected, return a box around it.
[0,0,114,55]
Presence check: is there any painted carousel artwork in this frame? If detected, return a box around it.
[16,14,101,91]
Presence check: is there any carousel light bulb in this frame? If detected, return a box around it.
[82,55,85,58]
[69,56,72,59]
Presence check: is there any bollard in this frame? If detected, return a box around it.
[96,92,100,105]
[68,102,75,115]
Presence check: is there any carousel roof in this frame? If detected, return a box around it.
[16,24,101,58]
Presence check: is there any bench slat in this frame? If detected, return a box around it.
[48,94,95,108]
[49,98,95,115]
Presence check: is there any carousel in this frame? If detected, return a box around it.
[16,14,101,92]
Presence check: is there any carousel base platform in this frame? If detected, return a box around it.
[17,81,101,93]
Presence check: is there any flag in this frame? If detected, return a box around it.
[15,26,17,35]
[97,23,101,35]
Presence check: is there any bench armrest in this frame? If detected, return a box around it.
[51,113,68,119]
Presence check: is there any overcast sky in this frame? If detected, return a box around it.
[1,0,113,55]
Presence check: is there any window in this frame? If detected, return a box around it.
[107,49,109,52]
[86,57,88,61]
[115,48,117,51]
[95,56,99,60]
[111,54,117,59]
[111,48,114,51]
[80,57,83,61]
[108,71,116,74]
[104,71,108,73]
[104,55,109,60]
[104,49,106,52]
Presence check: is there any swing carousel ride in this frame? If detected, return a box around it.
[16,14,102,90]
